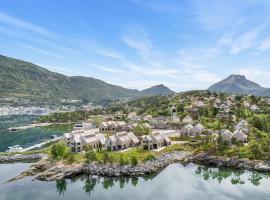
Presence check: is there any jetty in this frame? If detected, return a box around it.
[20,136,62,152]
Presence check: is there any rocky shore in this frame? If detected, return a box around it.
[0,153,47,163]
[17,151,191,181]
[189,153,270,172]
[7,151,270,182]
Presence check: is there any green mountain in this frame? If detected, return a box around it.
[0,55,174,102]
[140,84,174,96]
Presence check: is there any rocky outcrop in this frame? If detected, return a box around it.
[0,153,47,163]
[32,151,191,181]
[189,153,270,172]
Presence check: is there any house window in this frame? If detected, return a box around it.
[77,142,80,145]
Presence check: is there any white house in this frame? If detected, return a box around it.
[127,112,141,122]
[73,122,93,131]
[220,129,233,144]
[235,120,249,133]
[243,101,250,107]
[180,124,193,136]
[105,132,140,151]
[63,129,106,152]
[195,101,205,108]
[182,115,193,124]
[141,132,171,150]
[191,123,204,136]
[99,121,129,132]
[232,129,248,143]
[250,104,259,112]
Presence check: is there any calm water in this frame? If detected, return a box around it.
[0,115,72,152]
[1,163,270,200]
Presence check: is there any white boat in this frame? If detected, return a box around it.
[6,145,24,152]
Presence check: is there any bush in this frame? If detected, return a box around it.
[143,154,155,162]
[66,153,76,164]
[102,152,112,163]
[119,155,126,165]
[51,142,70,160]
[131,155,138,166]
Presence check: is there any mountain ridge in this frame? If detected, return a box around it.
[208,74,270,96]
[0,55,174,102]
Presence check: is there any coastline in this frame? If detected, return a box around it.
[4,151,270,182]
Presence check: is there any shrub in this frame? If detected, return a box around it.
[143,154,155,162]
[119,155,126,165]
[51,142,69,160]
[66,153,76,164]
[131,155,138,166]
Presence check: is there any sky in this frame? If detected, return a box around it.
[1,0,270,92]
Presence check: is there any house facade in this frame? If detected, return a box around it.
[141,132,171,150]
[180,124,193,136]
[105,132,140,151]
[99,121,130,132]
[63,129,106,152]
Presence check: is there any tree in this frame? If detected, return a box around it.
[249,140,263,160]
[51,142,69,160]
[83,177,97,195]
[56,179,67,195]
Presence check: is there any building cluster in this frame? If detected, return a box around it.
[180,123,204,137]
[0,106,50,116]
[220,120,249,144]
[99,121,132,132]
[63,121,172,152]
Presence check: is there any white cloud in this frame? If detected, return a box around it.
[96,49,124,59]
[122,28,153,59]
[0,12,55,38]
[229,25,264,54]
[258,36,270,51]
[233,68,270,87]
[92,64,126,74]
[16,43,64,58]
[128,0,182,12]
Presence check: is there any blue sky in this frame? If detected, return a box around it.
[1,0,270,91]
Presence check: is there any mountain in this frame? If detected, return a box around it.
[140,84,174,96]
[0,55,173,102]
[208,74,270,96]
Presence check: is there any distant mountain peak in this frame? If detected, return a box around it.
[208,74,268,96]
[141,84,175,96]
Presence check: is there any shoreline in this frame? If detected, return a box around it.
[4,151,270,182]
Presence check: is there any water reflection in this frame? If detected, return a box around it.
[2,163,270,199]
[195,165,269,186]
[56,179,67,195]
[83,177,97,195]
[52,165,270,196]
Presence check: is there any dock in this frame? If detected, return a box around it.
[20,136,62,152]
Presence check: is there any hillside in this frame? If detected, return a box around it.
[140,84,174,96]
[208,74,270,96]
[0,55,173,102]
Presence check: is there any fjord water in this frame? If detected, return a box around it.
[0,115,70,152]
[1,163,270,200]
